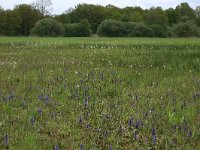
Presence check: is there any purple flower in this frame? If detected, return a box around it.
[152,128,157,145]
[79,116,83,124]
[188,130,192,137]
[4,134,8,144]
[109,144,112,150]
[153,135,157,145]
[80,144,83,150]
[152,127,156,136]
[128,117,133,126]
[84,99,88,107]
[135,121,141,129]
[55,145,59,150]
[37,108,42,114]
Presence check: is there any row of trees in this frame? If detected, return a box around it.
[0,1,200,37]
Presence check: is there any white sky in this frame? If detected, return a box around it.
[0,0,199,14]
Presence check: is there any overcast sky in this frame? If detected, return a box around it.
[0,0,199,14]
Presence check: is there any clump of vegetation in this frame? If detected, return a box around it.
[1,1,200,37]
[173,21,199,37]
[30,18,64,37]
[0,37,200,149]
[97,20,154,37]
[64,19,91,37]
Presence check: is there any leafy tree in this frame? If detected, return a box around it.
[69,4,107,33]
[64,19,91,37]
[54,13,71,24]
[175,3,196,22]
[165,8,178,25]
[173,21,199,37]
[150,24,168,37]
[5,10,22,35]
[195,6,200,26]
[30,18,64,36]
[144,7,168,37]
[105,5,122,20]
[121,7,143,22]
[97,20,138,37]
[14,4,42,36]
[0,8,6,35]
[32,0,52,16]
[144,7,168,26]
[130,24,154,37]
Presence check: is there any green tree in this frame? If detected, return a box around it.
[175,2,196,22]
[195,6,200,26]
[14,4,42,36]
[173,21,199,37]
[130,23,154,37]
[0,7,6,35]
[121,7,143,22]
[5,10,22,35]
[165,8,178,25]
[64,19,91,37]
[144,7,168,26]
[30,18,64,36]
[105,5,122,20]
[69,4,107,33]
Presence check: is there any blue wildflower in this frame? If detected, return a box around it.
[80,144,83,150]
[4,134,8,144]
[55,145,59,150]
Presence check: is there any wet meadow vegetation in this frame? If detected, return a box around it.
[0,37,199,149]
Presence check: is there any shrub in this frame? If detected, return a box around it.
[30,18,64,37]
[150,24,168,37]
[64,19,91,37]
[97,20,126,37]
[173,21,199,37]
[130,24,154,37]
[97,20,138,37]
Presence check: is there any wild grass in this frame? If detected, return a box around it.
[0,37,199,149]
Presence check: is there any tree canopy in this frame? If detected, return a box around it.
[0,2,199,37]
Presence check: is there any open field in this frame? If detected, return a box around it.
[0,37,200,149]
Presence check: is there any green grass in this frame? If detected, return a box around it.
[0,37,200,149]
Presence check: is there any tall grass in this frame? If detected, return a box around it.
[0,37,199,149]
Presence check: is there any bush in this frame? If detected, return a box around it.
[97,20,155,37]
[97,20,140,37]
[97,20,126,37]
[30,18,64,37]
[173,21,199,37]
[150,24,168,37]
[64,20,91,37]
[130,24,154,37]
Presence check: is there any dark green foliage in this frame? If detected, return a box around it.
[195,6,200,26]
[121,7,144,22]
[64,19,91,37]
[165,8,178,25]
[98,20,154,37]
[0,2,200,37]
[97,20,137,37]
[144,7,168,26]
[69,4,107,33]
[150,24,168,37]
[130,24,154,37]
[14,4,42,36]
[0,9,6,35]
[175,2,196,22]
[30,18,64,37]
[173,21,199,37]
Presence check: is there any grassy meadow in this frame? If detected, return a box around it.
[0,37,200,149]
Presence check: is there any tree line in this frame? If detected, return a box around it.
[0,1,200,37]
